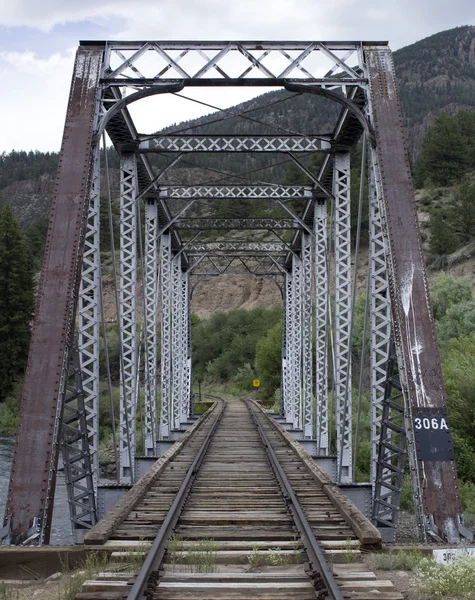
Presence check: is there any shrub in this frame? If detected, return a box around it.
[415,555,475,598]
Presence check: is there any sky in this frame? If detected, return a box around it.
[1,0,474,152]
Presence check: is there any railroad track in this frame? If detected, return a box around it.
[78,399,404,599]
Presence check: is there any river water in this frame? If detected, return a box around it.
[0,436,74,545]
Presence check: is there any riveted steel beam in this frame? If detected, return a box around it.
[119,153,138,484]
[144,200,159,455]
[176,218,297,230]
[333,153,352,483]
[139,135,331,153]
[161,185,312,199]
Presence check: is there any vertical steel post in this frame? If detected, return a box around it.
[78,147,100,492]
[119,153,137,483]
[282,272,292,422]
[61,342,97,543]
[159,233,172,439]
[281,275,288,418]
[369,165,391,485]
[314,199,329,454]
[144,200,158,455]
[333,152,352,483]
[171,256,183,431]
[181,268,192,422]
[290,254,303,430]
[301,233,314,438]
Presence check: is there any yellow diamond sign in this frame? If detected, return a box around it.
[252,379,261,388]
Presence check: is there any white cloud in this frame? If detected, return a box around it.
[0,0,474,150]
[0,49,75,151]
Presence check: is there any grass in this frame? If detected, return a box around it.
[0,584,20,600]
[372,548,424,571]
[247,546,300,566]
[58,552,109,600]
[167,536,218,573]
[0,394,20,434]
[340,539,361,564]
[415,554,475,598]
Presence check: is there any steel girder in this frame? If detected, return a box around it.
[301,233,314,438]
[61,343,97,543]
[176,218,296,230]
[144,201,159,455]
[3,46,103,545]
[187,241,287,252]
[159,233,172,439]
[78,147,100,493]
[161,185,311,199]
[371,342,406,542]
[289,254,303,430]
[139,135,330,153]
[366,48,469,543]
[333,153,352,483]
[368,164,391,486]
[119,153,138,484]
[314,200,329,454]
[171,257,184,431]
[181,271,192,422]
[96,41,370,86]
[282,273,293,422]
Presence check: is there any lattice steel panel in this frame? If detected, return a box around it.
[161,185,311,199]
[181,271,192,421]
[61,343,97,543]
[171,257,183,431]
[372,343,406,542]
[159,233,172,439]
[289,254,303,430]
[102,41,367,85]
[119,154,138,484]
[187,241,287,252]
[314,200,329,454]
[144,201,159,455]
[333,153,352,483]
[301,233,314,438]
[282,272,293,422]
[369,164,391,485]
[176,218,296,230]
[139,135,330,153]
[78,147,100,492]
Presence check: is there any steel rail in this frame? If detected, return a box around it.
[245,400,344,600]
[126,399,226,600]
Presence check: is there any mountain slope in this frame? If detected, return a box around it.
[3,26,475,227]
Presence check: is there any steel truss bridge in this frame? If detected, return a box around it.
[1,40,471,547]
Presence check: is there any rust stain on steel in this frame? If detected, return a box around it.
[4,46,104,543]
[366,48,462,537]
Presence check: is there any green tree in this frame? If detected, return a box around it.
[442,333,475,482]
[414,112,469,186]
[0,202,35,401]
[430,273,472,320]
[428,210,458,257]
[447,178,475,244]
[437,299,475,343]
[255,320,282,398]
[25,217,48,270]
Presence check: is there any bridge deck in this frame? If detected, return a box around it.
[75,400,402,600]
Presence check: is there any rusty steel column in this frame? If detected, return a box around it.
[3,46,104,544]
[366,47,471,543]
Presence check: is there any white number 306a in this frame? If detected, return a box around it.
[414,417,449,430]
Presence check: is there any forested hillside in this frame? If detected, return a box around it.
[2,25,475,229]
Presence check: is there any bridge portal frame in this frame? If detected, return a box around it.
[2,40,469,547]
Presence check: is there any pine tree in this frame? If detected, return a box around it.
[448,178,475,244]
[0,201,35,401]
